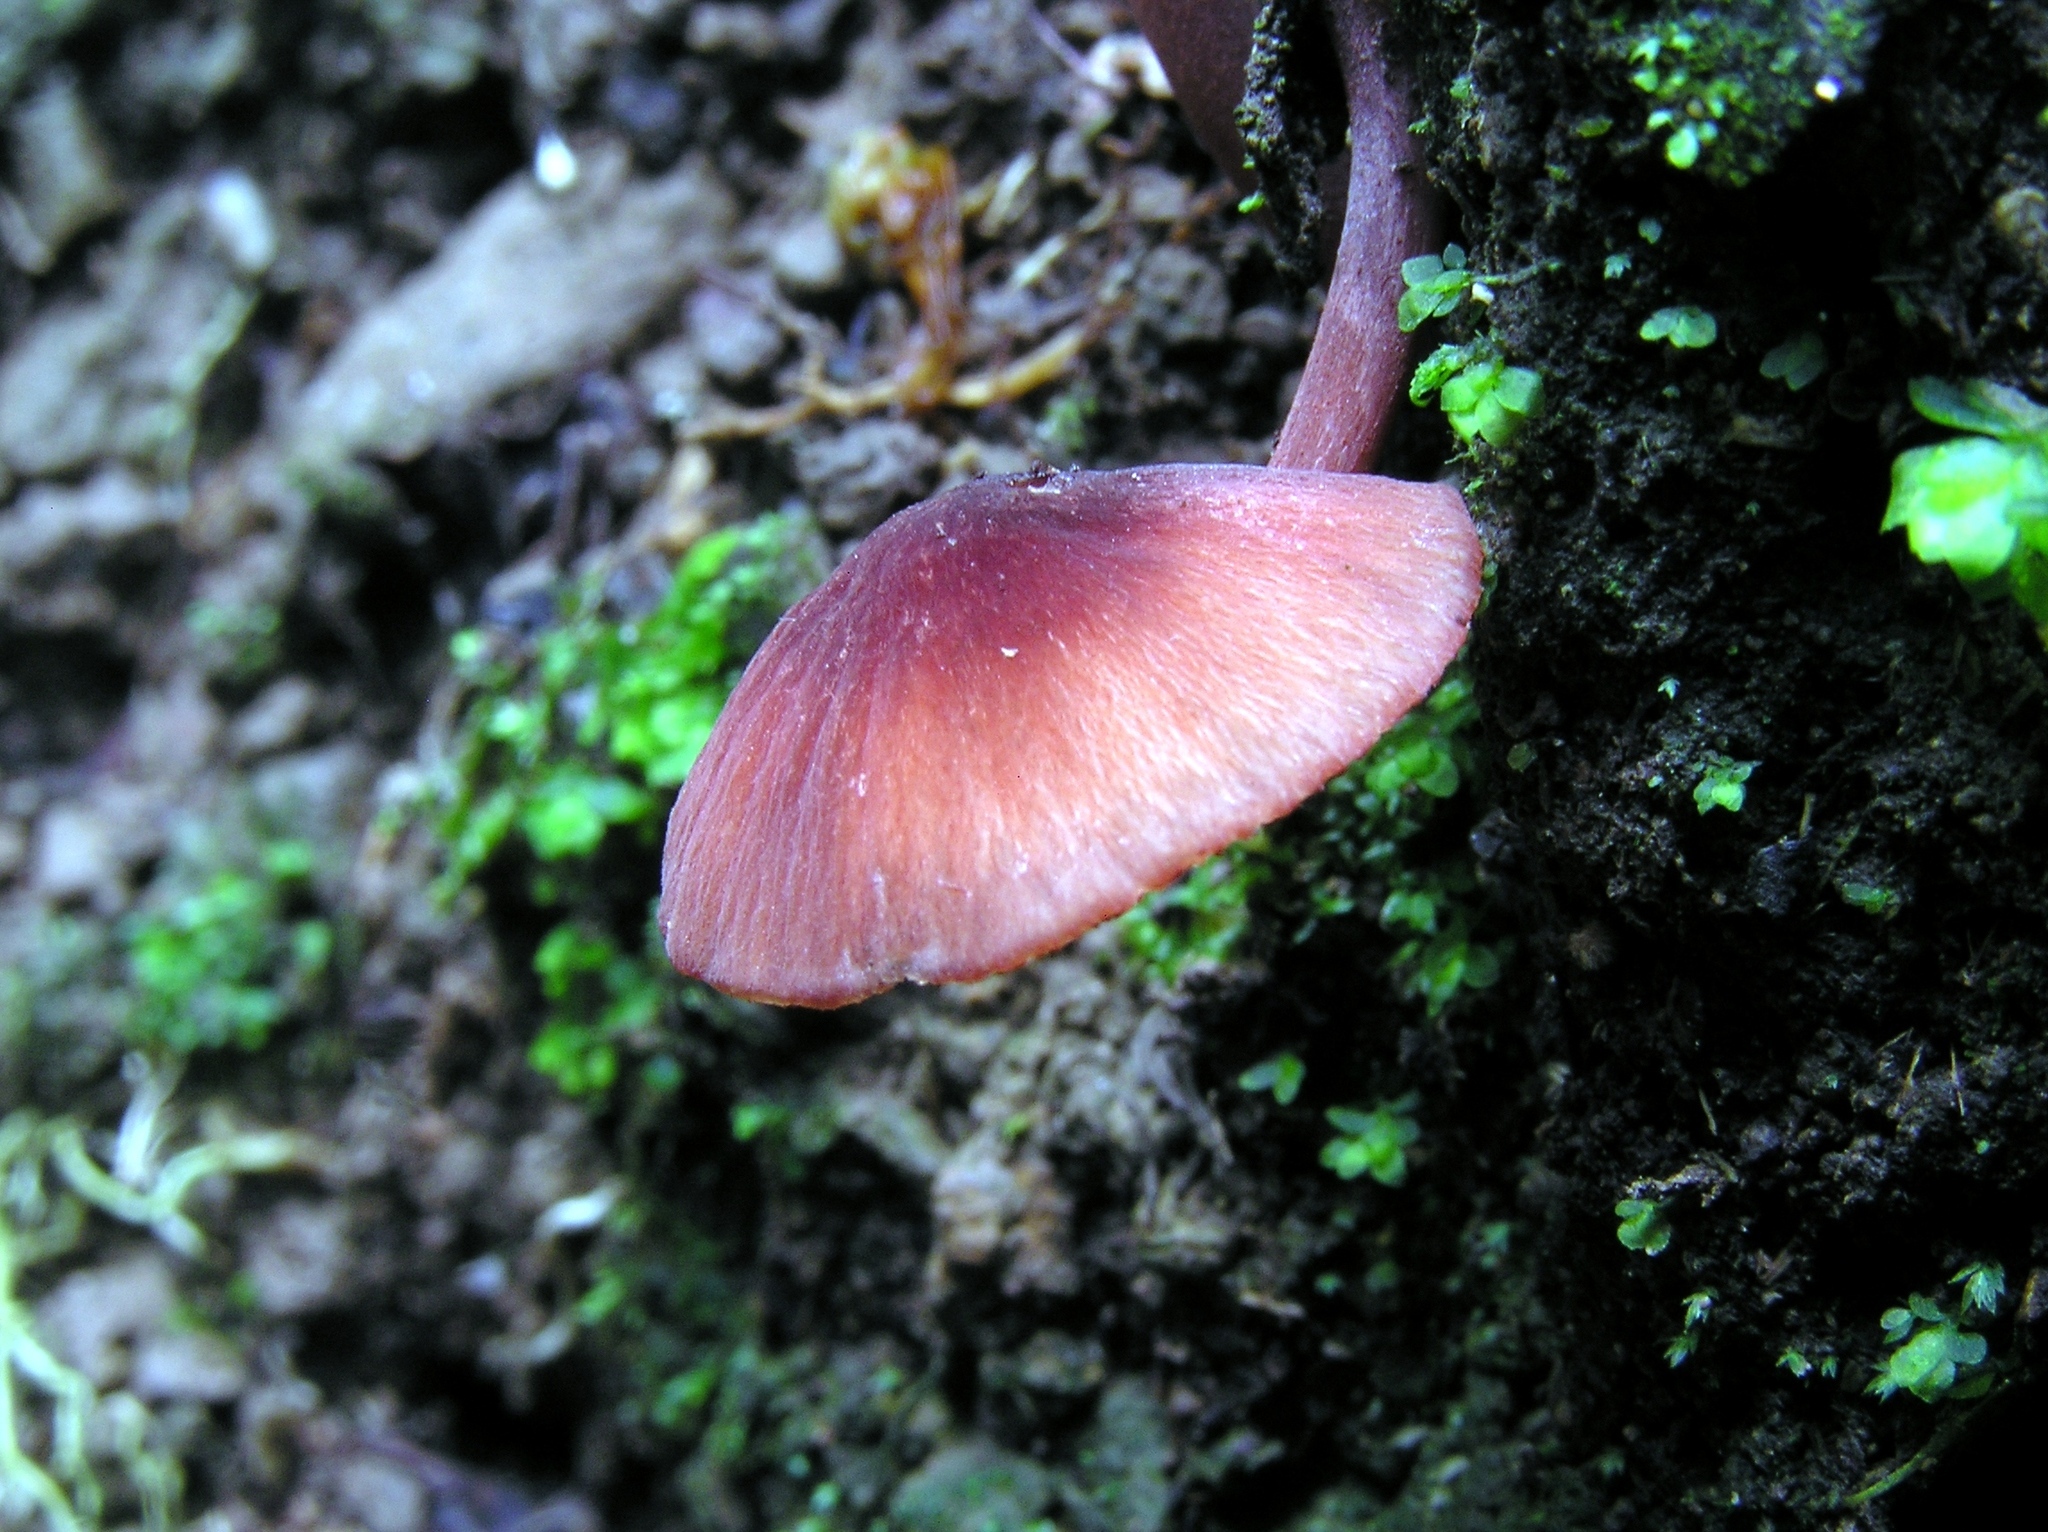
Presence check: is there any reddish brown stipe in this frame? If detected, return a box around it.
[660,464,1479,1007]
[1269,0,1435,474]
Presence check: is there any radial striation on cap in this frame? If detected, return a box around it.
[659,463,1481,1008]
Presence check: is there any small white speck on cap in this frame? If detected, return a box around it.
[1814,76,1842,103]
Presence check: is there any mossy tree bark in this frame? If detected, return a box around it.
[1372,0,2048,1519]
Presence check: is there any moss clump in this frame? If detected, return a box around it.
[1883,377,2048,642]
[123,837,332,1055]
[425,511,826,1099]
[434,512,826,890]
[1120,673,1505,1016]
[1616,0,1882,186]
[1234,0,1347,285]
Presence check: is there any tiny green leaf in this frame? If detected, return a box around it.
[1952,1261,2006,1317]
[1908,377,2048,441]
[1759,331,1826,391]
[1238,1052,1306,1106]
[1884,437,2045,583]
[1615,1198,1672,1255]
[1641,306,1718,349]
[1692,755,1755,814]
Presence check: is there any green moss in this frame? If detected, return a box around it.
[1119,673,1506,1015]
[423,511,826,1111]
[1234,0,1344,284]
[1321,1096,1421,1186]
[1690,753,1755,814]
[1883,378,2048,640]
[1118,844,1266,989]
[1614,1198,1672,1256]
[1616,1,1882,187]
[123,837,331,1056]
[433,511,827,895]
[527,923,668,1097]
[1640,305,1718,350]
[1400,248,1545,448]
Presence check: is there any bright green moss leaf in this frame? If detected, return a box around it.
[1238,1053,1305,1105]
[1615,1198,1672,1255]
[1321,1097,1420,1186]
[1640,305,1717,349]
[521,767,654,860]
[433,509,827,892]
[1430,354,1544,446]
[1397,245,1471,331]
[1869,1322,1987,1402]
[1120,674,1505,1018]
[123,835,331,1055]
[1884,437,2037,583]
[1760,331,1826,391]
[1909,376,2048,439]
[1882,377,2048,640]
[1953,1260,2006,1317]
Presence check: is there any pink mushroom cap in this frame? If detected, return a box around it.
[659,463,1480,1007]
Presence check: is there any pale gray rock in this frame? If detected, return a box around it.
[1131,245,1229,348]
[517,0,689,98]
[767,213,846,295]
[199,169,277,277]
[0,0,96,112]
[29,798,120,905]
[361,0,493,95]
[250,741,378,897]
[1071,1379,1174,1532]
[122,670,224,782]
[333,1456,430,1532]
[1122,164,1191,225]
[244,1199,354,1315]
[1,69,123,273]
[687,285,783,385]
[0,187,256,479]
[227,677,322,761]
[930,1147,1019,1266]
[237,1379,322,1486]
[129,1328,250,1404]
[505,1106,602,1216]
[411,1126,496,1208]
[686,4,782,59]
[291,143,734,465]
[792,419,943,531]
[888,1441,1055,1532]
[29,780,170,909]
[34,1249,176,1387]
[629,337,708,424]
[0,468,181,580]
[834,1086,950,1182]
[1230,303,1307,353]
[115,8,255,127]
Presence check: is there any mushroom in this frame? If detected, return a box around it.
[660,0,1479,1006]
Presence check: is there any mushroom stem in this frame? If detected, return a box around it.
[1270,0,1434,473]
